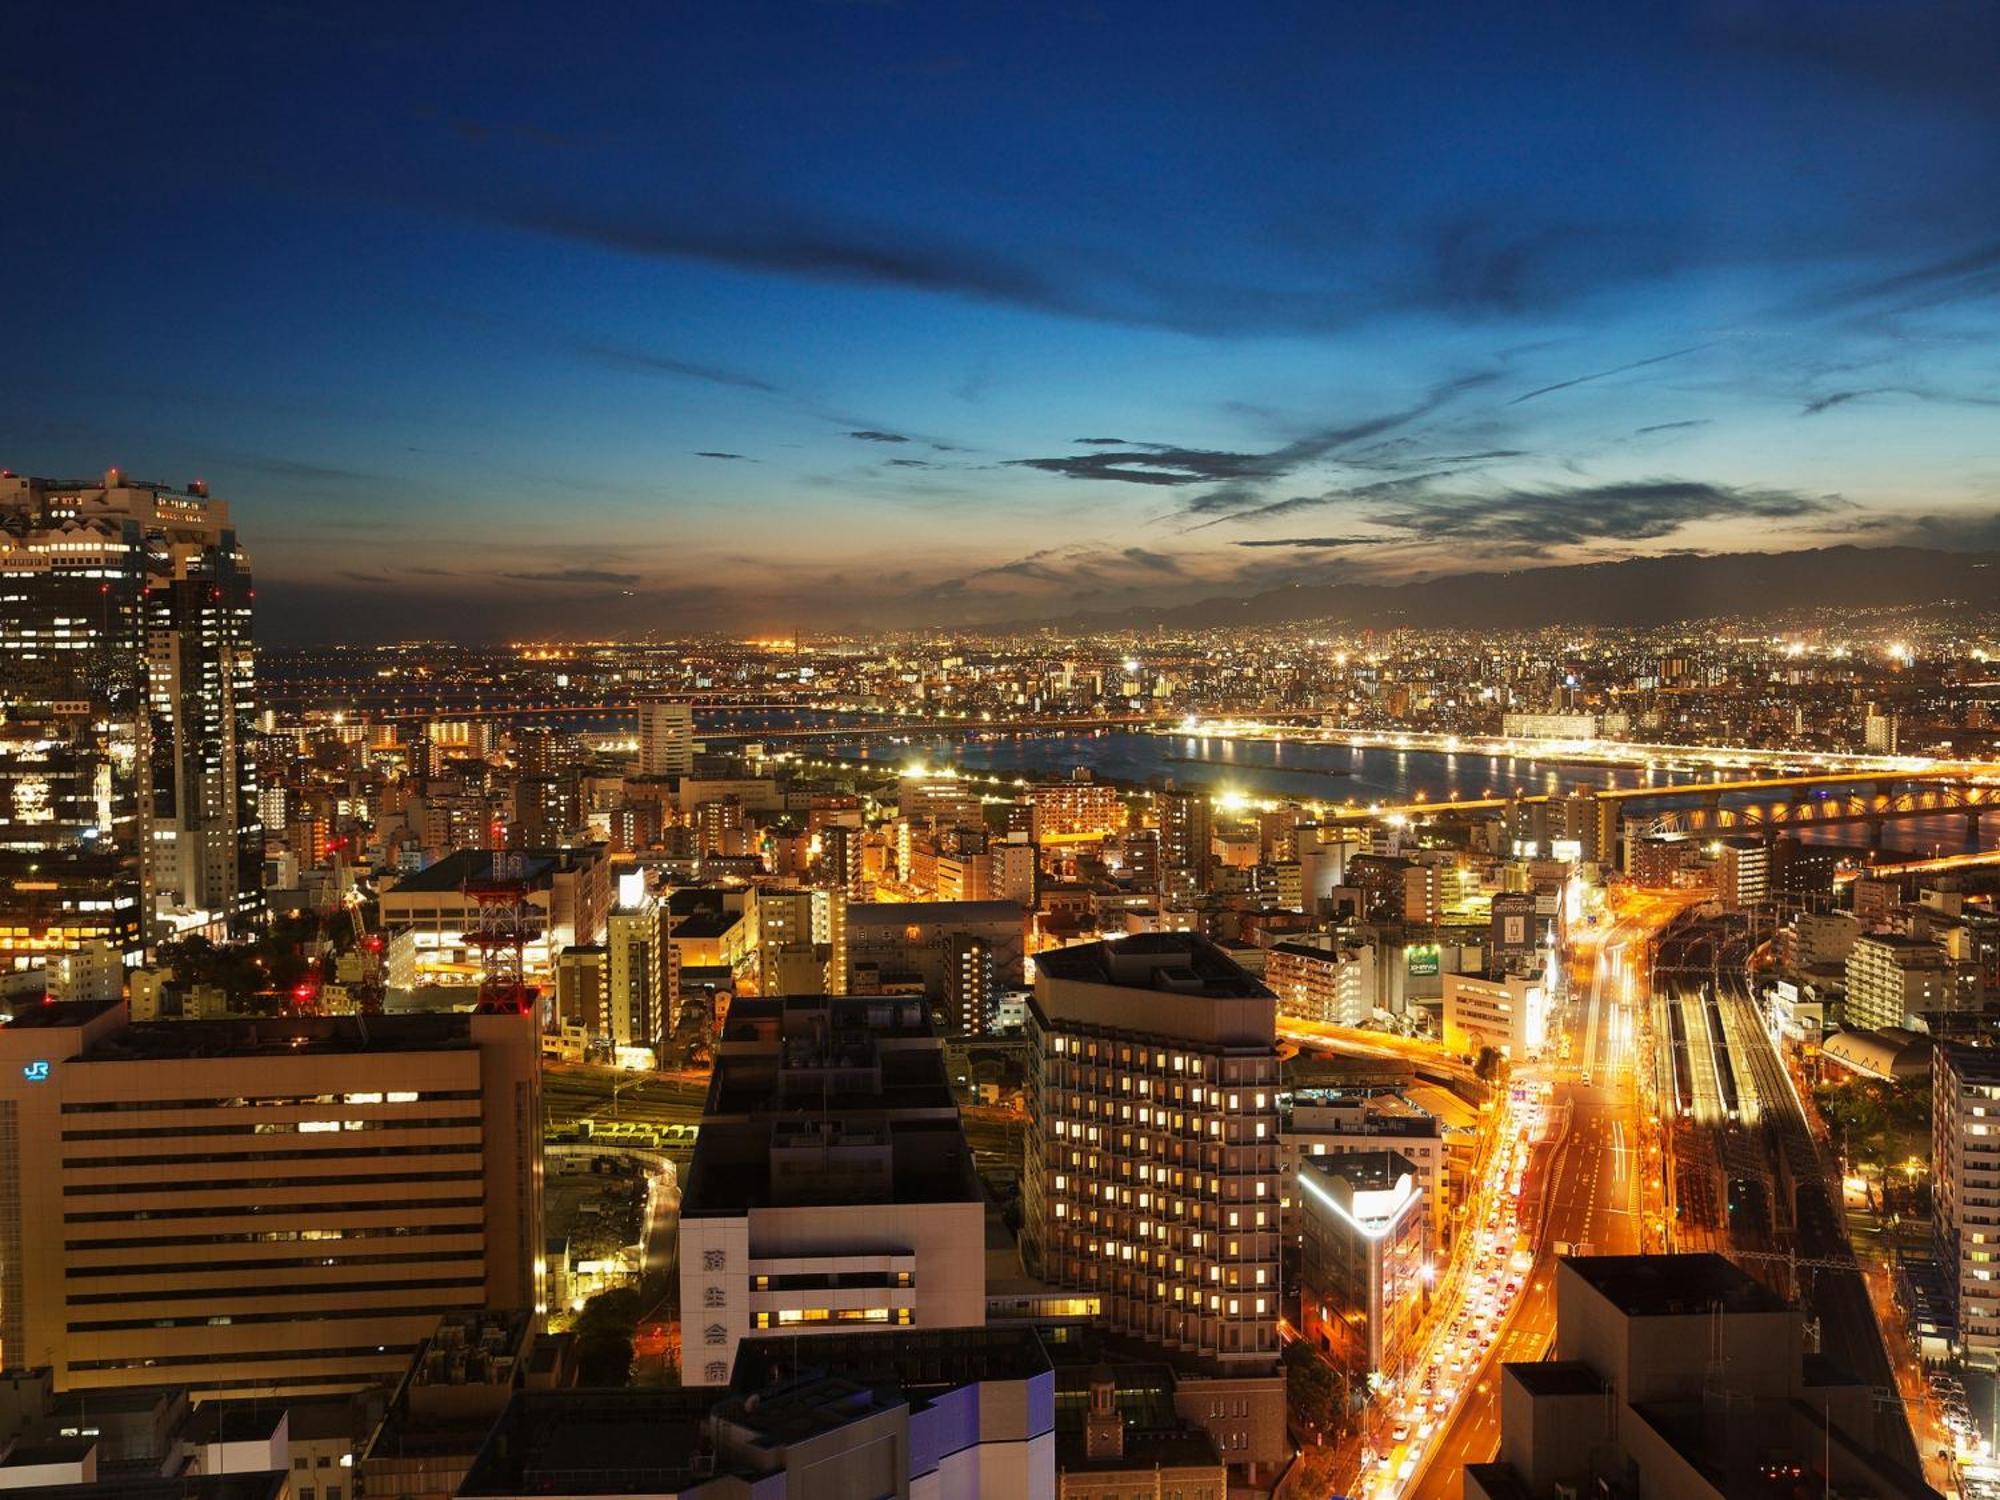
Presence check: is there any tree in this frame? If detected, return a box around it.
[1284,1339,1343,1440]
[573,1286,643,1386]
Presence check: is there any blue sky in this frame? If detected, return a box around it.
[3,0,1997,639]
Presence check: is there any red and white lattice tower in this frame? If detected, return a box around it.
[463,852,542,1016]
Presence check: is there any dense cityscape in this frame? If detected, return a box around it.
[7,4,2000,1498]
[0,466,1995,1500]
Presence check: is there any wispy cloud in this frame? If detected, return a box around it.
[1363,478,1833,548]
[1233,536,1389,549]
[850,429,910,443]
[499,567,643,585]
[1506,344,1710,406]
[576,340,781,394]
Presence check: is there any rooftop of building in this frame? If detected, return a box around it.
[179,1402,287,1446]
[1564,1253,1789,1318]
[1504,1359,1608,1398]
[1,1439,97,1468]
[65,1010,487,1062]
[0,1481,285,1500]
[385,847,598,895]
[1035,933,1274,999]
[730,1326,1051,1397]
[1299,1147,1418,1195]
[1283,1088,1441,1136]
[43,1384,183,1418]
[1940,1041,2000,1082]
[669,910,740,940]
[708,1376,902,1454]
[457,1389,717,1496]
[1,999,117,1031]
[1852,932,1951,955]
[409,1310,537,1389]
[1630,1395,1939,1500]
[1462,1461,1539,1500]
[1269,939,1360,961]
[1055,1423,1222,1476]
[462,1328,1049,1496]
[682,1113,979,1215]
[843,899,1024,928]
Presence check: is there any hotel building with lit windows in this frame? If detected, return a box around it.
[1023,934,1287,1473]
[0,999,543,1398]
[678,994,986,1387]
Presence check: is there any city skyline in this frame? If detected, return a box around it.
[4,2,1999,640]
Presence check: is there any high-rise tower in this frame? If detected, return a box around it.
[0,469,261,975]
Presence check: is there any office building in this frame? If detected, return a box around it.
[462,1327,1055,1499]
[1846,933,1950,1032]
[1023,935,1287,1474]
[1296,1150,1428,1386]
[1283,1088,1450,1245]
[636,699,694,778]
[1,470,260,974]
[1490,891,1538,964]
[678,995,986,1387]
[1467,1255,1936,1500]
[606,870,672,1066]
[1443,971,1544,1059]
[0,1000,543,1399]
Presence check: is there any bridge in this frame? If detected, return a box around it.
[1313,765,1997,828]
[1642,779,2000,842]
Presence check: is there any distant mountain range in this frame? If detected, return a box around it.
[1034,546,2000,632]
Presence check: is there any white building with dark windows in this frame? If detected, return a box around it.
[677,995,985,1387]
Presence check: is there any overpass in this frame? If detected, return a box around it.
[1642,778,2000,842]
[1312,765,1996,826]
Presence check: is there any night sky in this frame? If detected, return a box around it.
[4,2,1997,640]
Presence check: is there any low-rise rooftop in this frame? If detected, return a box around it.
[1035,933,1274,999]
[1565,1253,1788,1317]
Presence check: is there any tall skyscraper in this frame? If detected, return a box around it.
[1023,934,1286,1473]
[636,698,695,777]
[0,469,260,977]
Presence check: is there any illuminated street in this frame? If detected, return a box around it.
[1369,883,1686,1500]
